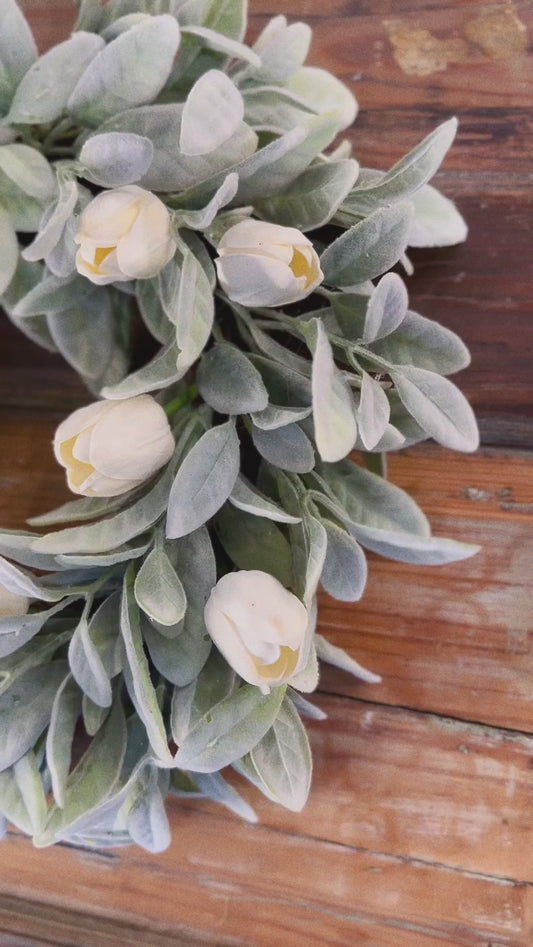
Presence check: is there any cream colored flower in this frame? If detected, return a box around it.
[0,583,30,619]
[215,219,323,307]
[75,185,175,285]
[54,395,175,497]
[204,570,309,694]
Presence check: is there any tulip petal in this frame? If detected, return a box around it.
[116,196,175,279]
[216,253,299,307]
[76,187,140,244]
[78,469,145,497]
[218,219,313,252]
[88,395,174,480]
[53,400,111,465]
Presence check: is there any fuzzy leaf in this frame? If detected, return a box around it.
[79,132,154,187]
[134,544,187,627]
[391,365,479,452]
[236,696,311,811]
[7,32,105,124]
[321,203,413,287]
[197,343,268,415]
[120,567,174,764]
[68,16,181,126]
[363,272,408,343]
[166,421,240,539]
[174,684,285,773]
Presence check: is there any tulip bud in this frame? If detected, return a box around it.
[54,395,175,497]
[75,185,176,285]
[204,570,309,694]
[0,583,30,619]
[215,219,323,307]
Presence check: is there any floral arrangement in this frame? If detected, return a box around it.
[0,0,479,853]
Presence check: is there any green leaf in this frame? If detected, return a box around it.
[251,16,311,83]
[0,600,74,659]
[22,175,78,263]
[320,519,367,602]
[0,662,68,772]
[391,365,479,452]
[356,371,391,451]
[126,767,171,853]
[363,272,408,343]
[408,183,468,248]
[251,404,311,430]
[7,32,105,124]
[78,132,154,187]
[236,696,311,811]
[174,683,285,773]
[313,458,430,537]
[120,567,174,763]
[342,118,458,215]
[173,246,215,375]
[321,203,414,287]
[101,340,181,399]
[68,16,181,126]
[369,310,471,376]
[36,696,127,845]
[46,674,82,808]
[0,144,55,201]
[255,159,358,231]
[0,0,37,113]
[215,503,293,586]
[302,317,357,462]
[284,65,358,130]
[166,420,240,539]
[170,648,236,744]
[134,542,187,626]
[32,461,176,555]
[197,343,268,414]
[233,111,341,206]
[315,634,381,683]
[99,103,257,193]
[82,695,109,737]
[252,423,315,474]
[68,610,113,708]
[0,751,47,836]
[346,522,480,565]
[229,475,301,524]
[203,0,247,41]
[180,69,243,156]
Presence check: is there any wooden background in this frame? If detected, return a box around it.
[0,1,532,944]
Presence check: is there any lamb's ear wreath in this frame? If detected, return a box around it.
[0,0,477,853]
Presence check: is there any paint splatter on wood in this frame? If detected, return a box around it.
[385,2,528,76]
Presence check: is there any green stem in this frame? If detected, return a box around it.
[163,385,198,417]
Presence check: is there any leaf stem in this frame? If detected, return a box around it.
[163,385,198,417]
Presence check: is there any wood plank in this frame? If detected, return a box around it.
[1,764,532,947]
[241,696,533,882]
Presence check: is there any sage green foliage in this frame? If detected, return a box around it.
[0,0,478,852]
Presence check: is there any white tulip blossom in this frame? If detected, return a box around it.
[0,583,30,619]
[54,395,175,497]
[204,570,310,694]
[75,185,176,285]
[215,219,323,307]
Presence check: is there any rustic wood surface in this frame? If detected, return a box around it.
[1,0,532,945]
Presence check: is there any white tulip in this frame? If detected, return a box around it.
[204,570,309,694]
[0,583,30,619]
[54,395,175,497]
[215,219,323,307]
[75,185,176,285]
